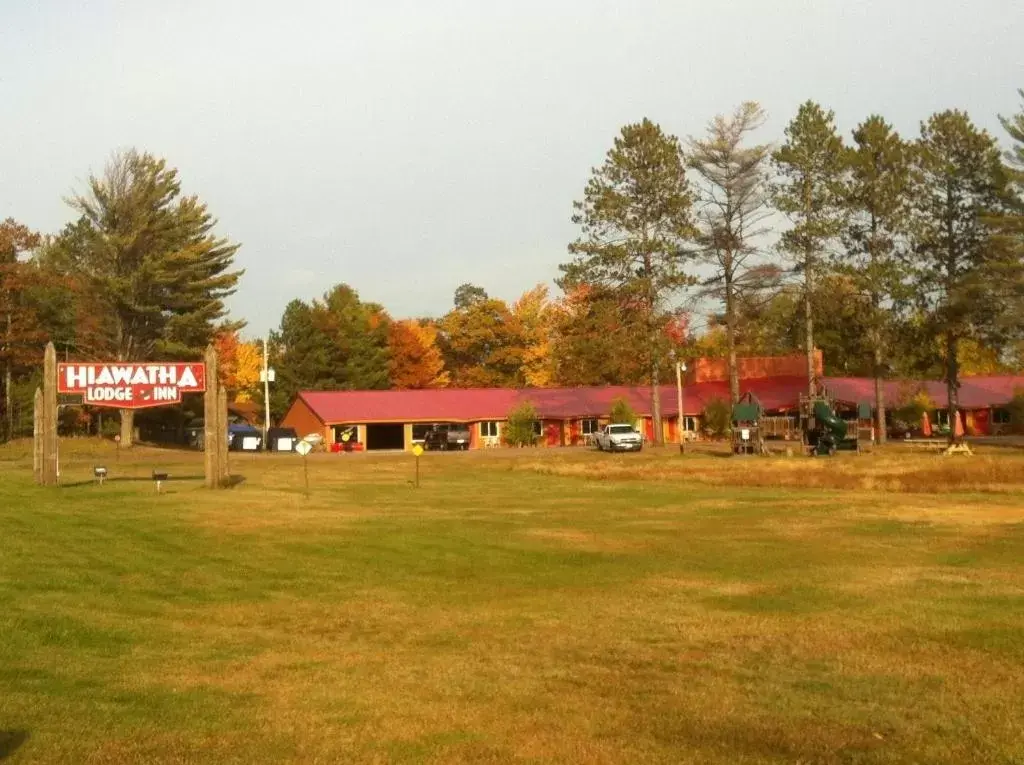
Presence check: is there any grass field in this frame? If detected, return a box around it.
[2,440,1024,764]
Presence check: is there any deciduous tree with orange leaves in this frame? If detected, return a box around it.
[1,219,43,439]
[213,329,264,402]
[512,284,554,388]
[388,319,450,389]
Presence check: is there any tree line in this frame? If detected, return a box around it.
[2,94,1023,445]
[270,95,1024,446]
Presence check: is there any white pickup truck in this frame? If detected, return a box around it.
[594,423,643,452]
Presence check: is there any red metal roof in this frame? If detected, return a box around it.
[296,377,810,424]
[824,376,1024,409]
[296,375,1024,425]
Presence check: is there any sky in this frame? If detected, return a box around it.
[2,0,1021,338]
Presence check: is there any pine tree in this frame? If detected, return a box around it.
[549,285,649,386]
[271,300,329,416]
[997,91,1024,351]
[840,115,913,442]
[772,101,848,395]
[1000,89,1024,175]
[910,110,1019,442]
[560,118,696,445]
[688,102,774,404]
[48,150,242,445]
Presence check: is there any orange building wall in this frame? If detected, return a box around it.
[281,396,327,441]
[686,351,824,385]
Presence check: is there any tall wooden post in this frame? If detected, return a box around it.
[33,387,43,485]
[204,345,220,489]
[41,342,58,486]
[217,385,229,484]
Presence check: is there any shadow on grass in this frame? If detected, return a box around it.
[59,474,246,489]
[0,731,28,760]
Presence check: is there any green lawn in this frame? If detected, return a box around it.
[2,440,1023,763]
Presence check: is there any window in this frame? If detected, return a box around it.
[683,416,698,433]
[581,418,599,435]
[532,420,544,437]
[480,421,499,438]
[993,409,1011,425]
[412,423,432,441]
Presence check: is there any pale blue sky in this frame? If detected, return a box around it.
[2,0,1021,337]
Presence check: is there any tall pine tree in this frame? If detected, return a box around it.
[560,119,696,444]
[910,110,1019,442]
[840,116,913,443]
[47,150,242,445]
[689,102,774,404]
[772,101,848,395]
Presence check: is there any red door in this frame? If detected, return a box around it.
[971,409,991,436]
[545,421,561,447]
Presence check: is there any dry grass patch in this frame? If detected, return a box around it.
[513,450,1024,494]
[521,527,645,553]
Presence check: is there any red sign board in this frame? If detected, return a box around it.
[57,363,207,409]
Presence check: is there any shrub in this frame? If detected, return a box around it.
[505,401,539,447]
[892,389,936,432]
[703,397,731,438]
[609,397,637,426]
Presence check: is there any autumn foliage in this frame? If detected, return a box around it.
[214,329,263,402]
[388,320,450,389]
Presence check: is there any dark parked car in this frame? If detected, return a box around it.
[422,424,471,451]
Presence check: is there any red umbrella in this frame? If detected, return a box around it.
[921,411,932,438]
[954,410,965,440]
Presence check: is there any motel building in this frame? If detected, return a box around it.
[280,353,1024,452]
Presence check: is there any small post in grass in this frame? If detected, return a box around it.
[412,443,423,488]
[93,466,108,486]
[152,470,169,494]
[295,439,313,496]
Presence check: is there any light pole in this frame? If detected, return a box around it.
[260,337,275,450]
[676,360,687,454]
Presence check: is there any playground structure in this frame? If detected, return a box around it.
[798,384,872,456]
[731,392,769,456]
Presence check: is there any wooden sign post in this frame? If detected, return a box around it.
[35,343,226,489]
[33,387,43,484]
[295,439,313,496]
[40,343,58,486]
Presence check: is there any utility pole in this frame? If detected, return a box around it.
[676,361,686,454]
[262,336,271,449]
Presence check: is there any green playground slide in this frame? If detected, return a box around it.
[813,401,848,441]
[810,401,848,454]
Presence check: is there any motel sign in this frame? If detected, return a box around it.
[57,362,207,409]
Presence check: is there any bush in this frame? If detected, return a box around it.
[609,397,637,426]
[703,398,731,438]
[505,401,539,447]
[892,389,936,432]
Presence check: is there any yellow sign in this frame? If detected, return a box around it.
[412,444,424,457]
[341,430,351,442]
